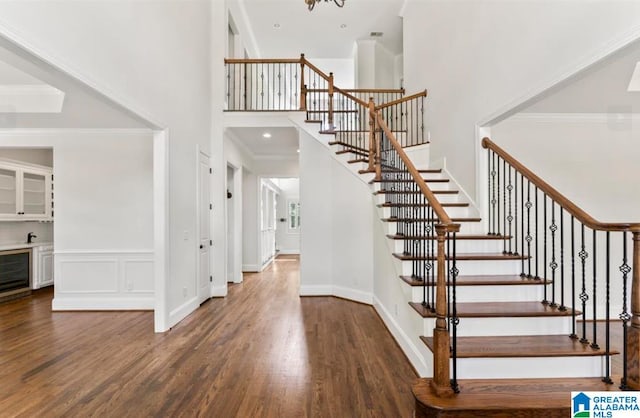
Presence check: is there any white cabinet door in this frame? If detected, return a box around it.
[32,245,54,289]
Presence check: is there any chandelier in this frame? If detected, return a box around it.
[305,0,345,11]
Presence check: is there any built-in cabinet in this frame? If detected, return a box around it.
[32,245,54,289]
[0,159,53,221]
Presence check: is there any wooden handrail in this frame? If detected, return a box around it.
[334,86,369,108]
[301,59,332,83]
[307,88,405,94]
[482,137,640,232]
[224,58,301,64]
[375,112,458,230]
[375,90,427,111]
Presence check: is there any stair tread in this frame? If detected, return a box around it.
[383,217,481,223]
[375,189,459,195]
[387,234,509,240]
[327,141,368,153]
[382,168,442,174]
[348,158,369,164]
[413,377,621,414]
[336,149,368,157]
[409,301,580,318]
[372,178,450,183]
[394,252,528,261]
[378,202,469,208]
[400,274,550,287]
[420,335,617,358]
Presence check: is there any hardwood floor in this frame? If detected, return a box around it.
[0,256,417,417]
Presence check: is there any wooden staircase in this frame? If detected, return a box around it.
[224,55,640,416]
[325,136,627,416]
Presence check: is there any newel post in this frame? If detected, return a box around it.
[328,72,334,129]
[431,224,454,397]
[299,54,306,111]
[626,230,640,389]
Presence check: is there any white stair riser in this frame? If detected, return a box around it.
[392,238,505,254]
[381,206,472,219]
[374,193,464,205]
[408,283,547,303]
[454,356,609,379]
[373,182,451,192]
[385,221,484,237]
[400,259,523,276]
[421,316,574,337]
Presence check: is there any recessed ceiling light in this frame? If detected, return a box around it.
[273,23,281,29]
[628,62,640,92]
[263,132,272,138]
[340,24,347,29]
[296,149,300,153]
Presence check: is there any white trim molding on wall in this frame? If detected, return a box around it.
[299,285,373,305]
[52,249,154,311]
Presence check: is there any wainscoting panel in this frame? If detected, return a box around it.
[53,250,154,311]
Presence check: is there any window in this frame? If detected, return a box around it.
[288,200,300,230]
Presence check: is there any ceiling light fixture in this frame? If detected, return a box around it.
[263,132,272,138]
[305,0,345,12]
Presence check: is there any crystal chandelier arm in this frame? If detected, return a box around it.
[333,0,345,7]
[305,0,316,11]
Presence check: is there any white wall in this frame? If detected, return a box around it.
[374,43,395,88]
[0,148,52,166]
[299,130,373,303]
[0,130,154,309]
[242,167,259,272]
[307,58,355,89]
[491,114,640,222]
[0,1,214,329]
[354,40,396,89]
[402,0,640,203]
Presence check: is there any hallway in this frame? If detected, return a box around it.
[0,255,417,417]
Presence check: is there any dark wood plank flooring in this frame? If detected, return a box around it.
[0,256,417,417]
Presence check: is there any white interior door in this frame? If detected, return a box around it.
[198,152,211,304]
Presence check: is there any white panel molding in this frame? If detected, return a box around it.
[0,128,153,137]
[53,250,154,310]
[168,297,200,329]
[52,297,154,311]
[373,296,430,377]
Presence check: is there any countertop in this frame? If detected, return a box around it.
[0,242,53,252]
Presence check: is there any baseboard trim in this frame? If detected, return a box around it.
[167,297,199,329]
[373,296,430,377]
[211,285,227,297]
[333,285,373,305]
[277,249,300,255]
[299,284,332,296]
[52,296,154,311]
[242,264,260,272]
[299,284,373,305]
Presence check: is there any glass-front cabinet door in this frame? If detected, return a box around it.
[0,160,52,221]
[22,171,47,216]
[0,167,18,218]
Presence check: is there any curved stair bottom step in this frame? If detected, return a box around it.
[405,282,548,304]
[418,316,575,337]
[413,377,622,418]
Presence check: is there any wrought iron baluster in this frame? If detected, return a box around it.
[450,232,459,394]
[620,231,631,390]
[604,231,612,384]
[535,186,539,279]
[591,230,599,350]
[507,165,513,254]
[549,201,558,307]
[569,216,576,336]
[579,224,589,344]
[524,179,532,277]
[542,194,548,304]
[559,208,566,311]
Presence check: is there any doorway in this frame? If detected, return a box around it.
[197,151,211,305]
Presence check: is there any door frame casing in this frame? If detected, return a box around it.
[196,146,212,304]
